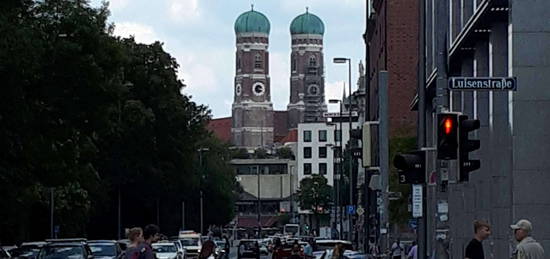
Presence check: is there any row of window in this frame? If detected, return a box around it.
[303,129,342,142]
[303,146,342,159]
[234,164,288,175]
[303,163,342,175]
[236,54,264,70]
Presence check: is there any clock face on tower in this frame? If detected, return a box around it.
[253,82,265,96]
[235,84,242,96]
[308,85,319,95]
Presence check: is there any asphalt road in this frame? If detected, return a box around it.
[227,245,270,259]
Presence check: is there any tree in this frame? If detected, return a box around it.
[296,175,332,233]
[0,0,237,242]
[275,146,294,159]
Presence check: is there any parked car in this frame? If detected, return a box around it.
[169,240,185,259]
[213,240,227,258]
[152,242,180,259]
[9,242,47,259]
[88,240,122,259]
[38,239,93,259]
[237,240,260,259]
[0,247,10,259]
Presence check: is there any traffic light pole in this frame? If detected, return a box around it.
[435,0,450,257]
[378,71,389,252]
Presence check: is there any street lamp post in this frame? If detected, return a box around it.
[198,147,210,235]
[329,99,344,240]
[333,57,354,241]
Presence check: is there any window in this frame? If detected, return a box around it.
[319,163,327,175]
[237,57,241,70]
[304,130,312,142]
[292,57,297,71]
[309,55,317,67]
[319,130,327,142]
[304,147,312,159]
[304,163,312,175]
[254,53,262,69]
[319,147,327,158]
[334,129,342,141]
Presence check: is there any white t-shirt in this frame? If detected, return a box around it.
[391,242,403,256]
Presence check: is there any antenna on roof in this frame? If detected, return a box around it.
[251,4,254,11]
[306,7,309,13]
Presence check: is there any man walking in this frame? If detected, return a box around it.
[465,220,491,259]
[510,219,544,259]
[142,224,160,259]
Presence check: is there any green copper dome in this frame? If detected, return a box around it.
[234,9,270,34]
[290,11,325,35]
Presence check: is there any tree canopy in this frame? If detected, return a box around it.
[0,0,236,243]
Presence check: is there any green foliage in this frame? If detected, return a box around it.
[0,0,236,242]
[253,148,268,159]
[296,175,333,214]
[275,146,294,159]
[388,136,417,226]
[231,148,250,159]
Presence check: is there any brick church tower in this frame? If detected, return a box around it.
[231,8,274,149]
[287,10,327,129]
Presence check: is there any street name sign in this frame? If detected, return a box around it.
[449,77,517,91]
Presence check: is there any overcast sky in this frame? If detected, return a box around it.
[90,0,366,118]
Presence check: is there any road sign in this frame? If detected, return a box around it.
[356,207,365,216]
[408,219,418,229]
[388,192,402,200]
[412,184,423,218]
[323,111,359,118]
[347,205,356,215]
[449,77,517,91]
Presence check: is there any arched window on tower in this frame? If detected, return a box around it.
[309,55,317,67]
[237,56,241,70]
[291,56,297,72]
[254,53,263,69]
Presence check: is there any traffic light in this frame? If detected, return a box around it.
[350,128,363,159]
[437,113,459,160]
[393,150,425,184]
[458,115,480,181]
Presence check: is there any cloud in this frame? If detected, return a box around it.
[168,0,200,24]
[325,80,345,112]
[113,22,159,44]
[269,52,290,111]
[106,0,129,10]
[280,0,363,13]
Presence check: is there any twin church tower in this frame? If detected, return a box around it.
[231,7,327,149]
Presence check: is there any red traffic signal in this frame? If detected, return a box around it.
[437,113,458,160]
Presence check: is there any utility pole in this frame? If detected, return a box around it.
[257,164,261,238]
[50,188,54,239]
[182,201,185,230]
[435,0,450,257]
[378,71,389,251]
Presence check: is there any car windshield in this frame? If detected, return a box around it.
[180,239,199,246]
[89,244,116,256]
[10,247,42,258]
[39,246,84,259]
[214,241,225,247]
[152,245,176,253]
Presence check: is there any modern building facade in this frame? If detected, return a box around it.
[414,0,550,258]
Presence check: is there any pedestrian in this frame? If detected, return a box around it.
[510,219,544,259]
[142,224,160,259]
[465,220,491,259]
[407,241,417,259]
[390,239,403,259]
[223,235,230,258]
[303,239,313,259]
[124,227,145,259]
[331,243,345,259]
[199,240,216,259]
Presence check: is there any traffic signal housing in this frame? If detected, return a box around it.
[437,113,459,160]
[394,150,426,184]
[458,115,480,181]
